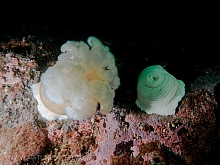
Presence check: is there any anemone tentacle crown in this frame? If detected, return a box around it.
[136,65,185,115]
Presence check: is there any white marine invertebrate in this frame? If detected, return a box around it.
[136,65,185,115]
[31,37,120,121]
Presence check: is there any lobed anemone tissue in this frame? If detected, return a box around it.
[136,65,185,115]
[31,37,120,121]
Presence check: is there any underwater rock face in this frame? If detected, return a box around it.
[1,36,220,165]
[136,65,185,115]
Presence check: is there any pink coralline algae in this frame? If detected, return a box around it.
[0,52,38,103]
[114,90,218,165]
[0,37,49,164]
[0,53,21,85]
[39,90,219,165]
[1,37,220,165]
[46,121,64,145]
[0,122,47,164]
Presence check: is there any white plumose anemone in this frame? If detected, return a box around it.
[31,37,120,121]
